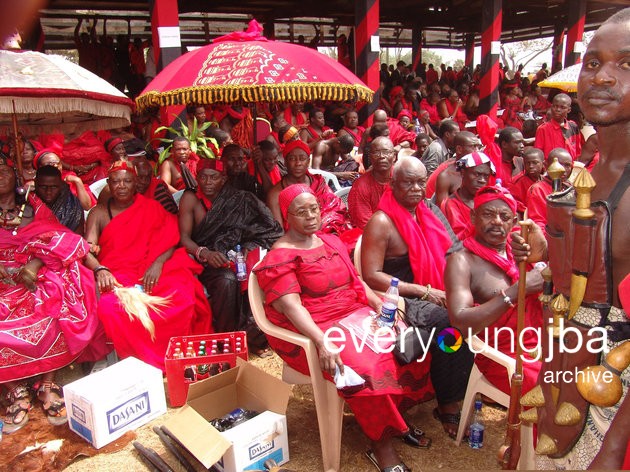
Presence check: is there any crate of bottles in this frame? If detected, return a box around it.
[165,332,248,407]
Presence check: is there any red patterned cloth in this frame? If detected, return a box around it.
[0,196,105,382]
[377,187,452,290]
[462,236,541,394]
[96,194,212,371]
[307,173,352,235]
[254,234,433,441]
[62,131,112,184]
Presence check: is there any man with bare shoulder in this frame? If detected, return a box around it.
[159,136,198,193]
[512,9,630,469]
[361,156,473,440]
[445,185,543,397]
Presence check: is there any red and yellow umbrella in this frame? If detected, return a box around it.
[136,20,374,112]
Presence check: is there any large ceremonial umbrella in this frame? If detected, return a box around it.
[537,63,582,93]
[136,20,374,112]
[0,49,133,136]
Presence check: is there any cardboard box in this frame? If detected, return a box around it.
[165,361,291,471]
[64,357,167,449]
[165,332,248,407]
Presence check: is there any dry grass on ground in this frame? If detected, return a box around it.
[60,353,506,472]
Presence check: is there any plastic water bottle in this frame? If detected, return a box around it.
[469,400,485,449]
[495,178,503,188]
[414,118,421,135]
[235,244,247,281]
[377,278,399,328]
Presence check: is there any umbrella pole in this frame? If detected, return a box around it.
[11,100,23,183]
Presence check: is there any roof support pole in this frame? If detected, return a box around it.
[478,0,502,120]
[149,0,181,73]
[552,22,565,73]
[354,0,380,125]
[564,0,586,67]
[465,32,475,69]
[411,25,423,74]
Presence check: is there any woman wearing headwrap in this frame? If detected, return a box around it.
[255,184,434,471]
[266,140,352,235]
[0,155,105,432]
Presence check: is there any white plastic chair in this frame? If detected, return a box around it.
[334,186,351,207]
[249,267,344,472]
[88,178,108,198]
[309,168,341,192]
[456,335,534,469]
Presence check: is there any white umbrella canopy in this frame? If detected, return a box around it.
[0,49,133,136]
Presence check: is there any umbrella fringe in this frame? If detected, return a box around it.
[136,83,374,112]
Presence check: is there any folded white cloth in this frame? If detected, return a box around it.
[334,365,365,390]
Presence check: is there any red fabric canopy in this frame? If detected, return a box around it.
[137,20,373,111]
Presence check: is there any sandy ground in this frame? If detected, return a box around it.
[59,352,509,472]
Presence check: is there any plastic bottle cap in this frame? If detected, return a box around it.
[391,277,399,287]
[236,244,242,251]
[474,400,483,409]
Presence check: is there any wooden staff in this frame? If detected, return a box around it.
[498,216,531,470]
[11,100,23,182]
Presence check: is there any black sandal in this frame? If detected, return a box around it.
[365,449,411,472]
[401,424,432,449]
[37,380,67,426]
[3,383,32,434]
[433,407,461,440]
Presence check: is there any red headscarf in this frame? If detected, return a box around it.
[33,149,59,170]
[278,184,314,223]
[282,139,310,158]
[108,159,137,176]
[397,109,413,121]
[197,158,224,172]
[473,185,518,214]
[106,137,124,154]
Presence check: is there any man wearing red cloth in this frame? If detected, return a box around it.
[299,108,334,150]
[534,93,582,161]
[86,160,212,371]
[438,89,469,130]
[508,147,544,211]
[446,185,543,395]
[361,156,473,439]
[443,152,495,239]
[428,131,479,206]
[159,137,199,194]
[1,156,106,432]
[526,147,573,232]
[426,64,438,85]
[347,137,395,229]
[420,92,441,127]
[250,141,284,200]
[336,109,365,147]
[134,158,178,214]
[496,127,525,186]
[267,140,352,235]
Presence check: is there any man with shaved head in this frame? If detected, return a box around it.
[534,93,582,161]
[361,156,473,440]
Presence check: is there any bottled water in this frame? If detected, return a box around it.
[377,278,399,328]
[469,399,485,449]
[414,118,421,135]
[235,244,247,281]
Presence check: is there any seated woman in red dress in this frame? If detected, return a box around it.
[254,184,434,472]
[0,156,106,433]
